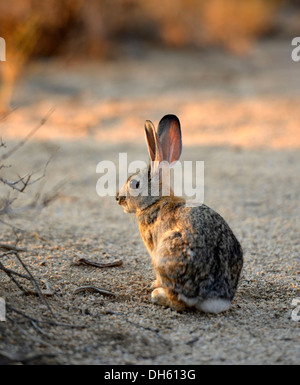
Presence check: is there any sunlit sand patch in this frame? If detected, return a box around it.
[1,97,299,149]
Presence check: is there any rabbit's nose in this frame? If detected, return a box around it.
[116,192,126,205]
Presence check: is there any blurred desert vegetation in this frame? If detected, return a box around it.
[0,0,300,111]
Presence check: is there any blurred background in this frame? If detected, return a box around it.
[0,0,300,147]
[0,2,299,365]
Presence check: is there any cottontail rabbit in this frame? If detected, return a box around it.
[116,115,243,313]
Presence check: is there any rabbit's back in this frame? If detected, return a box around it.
[153,202,243,302]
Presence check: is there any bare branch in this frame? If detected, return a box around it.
[0,217,23,231]
[72,285,116,297]
[0,262,30,280]
[0,260,30,294]
[0,197,16,216]
[7,305,85,328]
[0,109,63,349]
[13,252,56,318]
[0,106,18,124]
[0,174,31,192]
[0,107,55,161]
[0,150,56,196]
[0,243,27,252]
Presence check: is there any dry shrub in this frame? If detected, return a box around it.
[0,0,282,57]
[0,0,82,110]
[0,16,39,112]
[0,0,285,110]
[143,0,279,52]
[0,0,283,110]
[77,0,280,53]
[200,0,279,53]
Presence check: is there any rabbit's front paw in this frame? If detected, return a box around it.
[150,279,161,289]
[151,287,168,305]
[151,288,187,312]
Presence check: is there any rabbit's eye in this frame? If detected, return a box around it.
[130,179,140,189]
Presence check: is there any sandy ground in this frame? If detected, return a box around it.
[0,40,299,365]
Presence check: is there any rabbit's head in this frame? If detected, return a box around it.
[116,114,182,213]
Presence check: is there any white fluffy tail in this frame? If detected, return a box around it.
[196,298,231,314]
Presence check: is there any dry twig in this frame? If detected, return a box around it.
[12,251,55,318]
[7,305,85,328]
[0,107,54,161]
[0,243,27,252]
[72,285,116,297]
[71,255,123,268]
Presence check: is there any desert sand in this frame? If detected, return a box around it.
[0,40,299,364]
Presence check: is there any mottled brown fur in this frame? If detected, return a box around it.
[116,115,243,312]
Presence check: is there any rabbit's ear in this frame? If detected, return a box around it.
[145,120,162,163]
[157,114,182,164]
[145,120,156,161]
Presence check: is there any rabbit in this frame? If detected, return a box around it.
[116,114,243,313]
